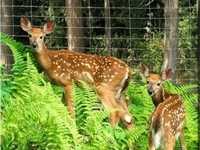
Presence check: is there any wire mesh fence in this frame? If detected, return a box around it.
[0,0,198,83]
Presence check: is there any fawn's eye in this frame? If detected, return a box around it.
[28,34,31,37]
[157,82,161,86]
[39,36,43,39]
[146,80,149,84]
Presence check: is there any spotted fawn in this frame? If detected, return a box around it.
[20,16,133,128]
[141,64,186,150]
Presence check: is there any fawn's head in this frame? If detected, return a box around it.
[20,16,54,49]
[140,64,172,97]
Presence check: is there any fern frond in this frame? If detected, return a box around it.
[1,33,197,149]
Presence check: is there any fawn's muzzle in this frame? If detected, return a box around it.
[30,40,37,48]
[32,44,37,48]
[147,86,154,95]
[148,90,153,95]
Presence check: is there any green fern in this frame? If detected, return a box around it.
[0,32,198,150]
[1,32,81,149]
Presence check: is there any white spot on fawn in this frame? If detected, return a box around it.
[85,63,91,68]
[60,73,65,77]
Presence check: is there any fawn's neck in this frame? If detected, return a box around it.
[152,87,171,107]
[36,44,51,69]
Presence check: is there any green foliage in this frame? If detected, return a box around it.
[0,32,80,149]
[0,33,198,149]
[133,33,164,72]
[177,6,198,82]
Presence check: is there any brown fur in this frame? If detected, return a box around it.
[140,64,186,150]
[20,16,133,128]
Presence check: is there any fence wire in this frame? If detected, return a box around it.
[0,0,198,83]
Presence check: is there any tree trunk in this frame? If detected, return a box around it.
[162,0,179,81]
[197,0,200,94]
[0,0,13,72]
[104,0,112,55]
[65,0,85,52]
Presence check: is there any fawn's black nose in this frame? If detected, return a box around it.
[148,90,153,95]
[31,42,37,48]
[32,44,36,48]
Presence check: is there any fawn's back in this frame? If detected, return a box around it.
[45,50,130,87]
[151,94,185,137]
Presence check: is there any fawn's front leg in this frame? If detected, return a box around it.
[64,81,75,117]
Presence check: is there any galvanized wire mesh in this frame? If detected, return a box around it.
[0,0,198,83]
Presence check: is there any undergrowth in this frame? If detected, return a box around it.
[0,32,198,149]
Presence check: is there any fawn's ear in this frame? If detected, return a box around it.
[140,64,149,77]
[43,21,54,34]
[161,68,172,80]
[20,16,32,32]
